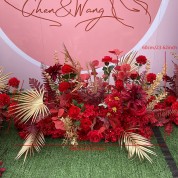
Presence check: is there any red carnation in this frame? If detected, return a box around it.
[102,56,112,63]
[87,130,103,143]
[0,94,10,107]
[68,105,81,119]
[61,64,74,74]
[80,118,92,131]
[8,77,20,88]
[130,71,139,80]
[136,55,147,65]
[146,73,156,83]
[58,81,70,92]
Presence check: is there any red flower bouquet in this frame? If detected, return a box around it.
[13,47,167,163]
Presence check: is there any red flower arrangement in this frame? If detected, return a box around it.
[8,77,20,88]
[13,47,167,163]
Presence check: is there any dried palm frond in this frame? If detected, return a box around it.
[16,129,45,162]
[0,66,11,92]
[120,131,156,163]
[13,89,50,123]
[147,92,167,110]
[119,51,138,71]
[63,45,82,80]
[145,65,166,97]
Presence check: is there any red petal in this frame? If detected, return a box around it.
[53,120,65,130]
[58,109,64,117]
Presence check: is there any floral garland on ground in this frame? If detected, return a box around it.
[5,47,177,163]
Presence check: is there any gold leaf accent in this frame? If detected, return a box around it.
[16,130,45,163]
[147,92,167,110]
[61,117,78,146]
[120,131,157,163]
[145,59,151,74]
[145,65,166,97]
[0,66,11,92]
[13,89,50,123]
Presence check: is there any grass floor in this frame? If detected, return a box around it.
[161,125,178,166]
[0,125,174,178]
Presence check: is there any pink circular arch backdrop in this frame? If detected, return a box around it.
[0,0,161,68]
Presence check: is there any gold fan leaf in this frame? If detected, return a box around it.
[119,51,138,71]
[16,130,45,162]
[120,131,157,163]
[13,89,50,123]
[0,66,11,92]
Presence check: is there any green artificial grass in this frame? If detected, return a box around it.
[0,125,173,178]
[161,125,178,166]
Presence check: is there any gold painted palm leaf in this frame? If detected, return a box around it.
[14,89,50,123]
[0,66,10,92]
[119,51,138,71]
[16,130,45,162]
[120,131,157,163]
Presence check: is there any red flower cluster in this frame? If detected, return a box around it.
[8,77,20,88]
[0,94,10,107]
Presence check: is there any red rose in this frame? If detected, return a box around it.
[131,104,146,116]
[68,105,81,119]
[172,101,178,110]
[130,71,139,80]
[146,73,156,83]
[87,130,103,142]
[8,77,20,88]
[0,94,10,107]
[58,81,70,92]
[102,56,112,63]
[115,80,124,91]
[165,96,177,106]
[61,64,74,74]
[80,118,92,131]
[136,55,147,65]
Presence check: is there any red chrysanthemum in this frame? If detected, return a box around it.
[146,73,156,83]
[8,77,20,88]
[136,55,147,65]
[58,81,70,92]
[45,64,62,81]
[0,94,10,107]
